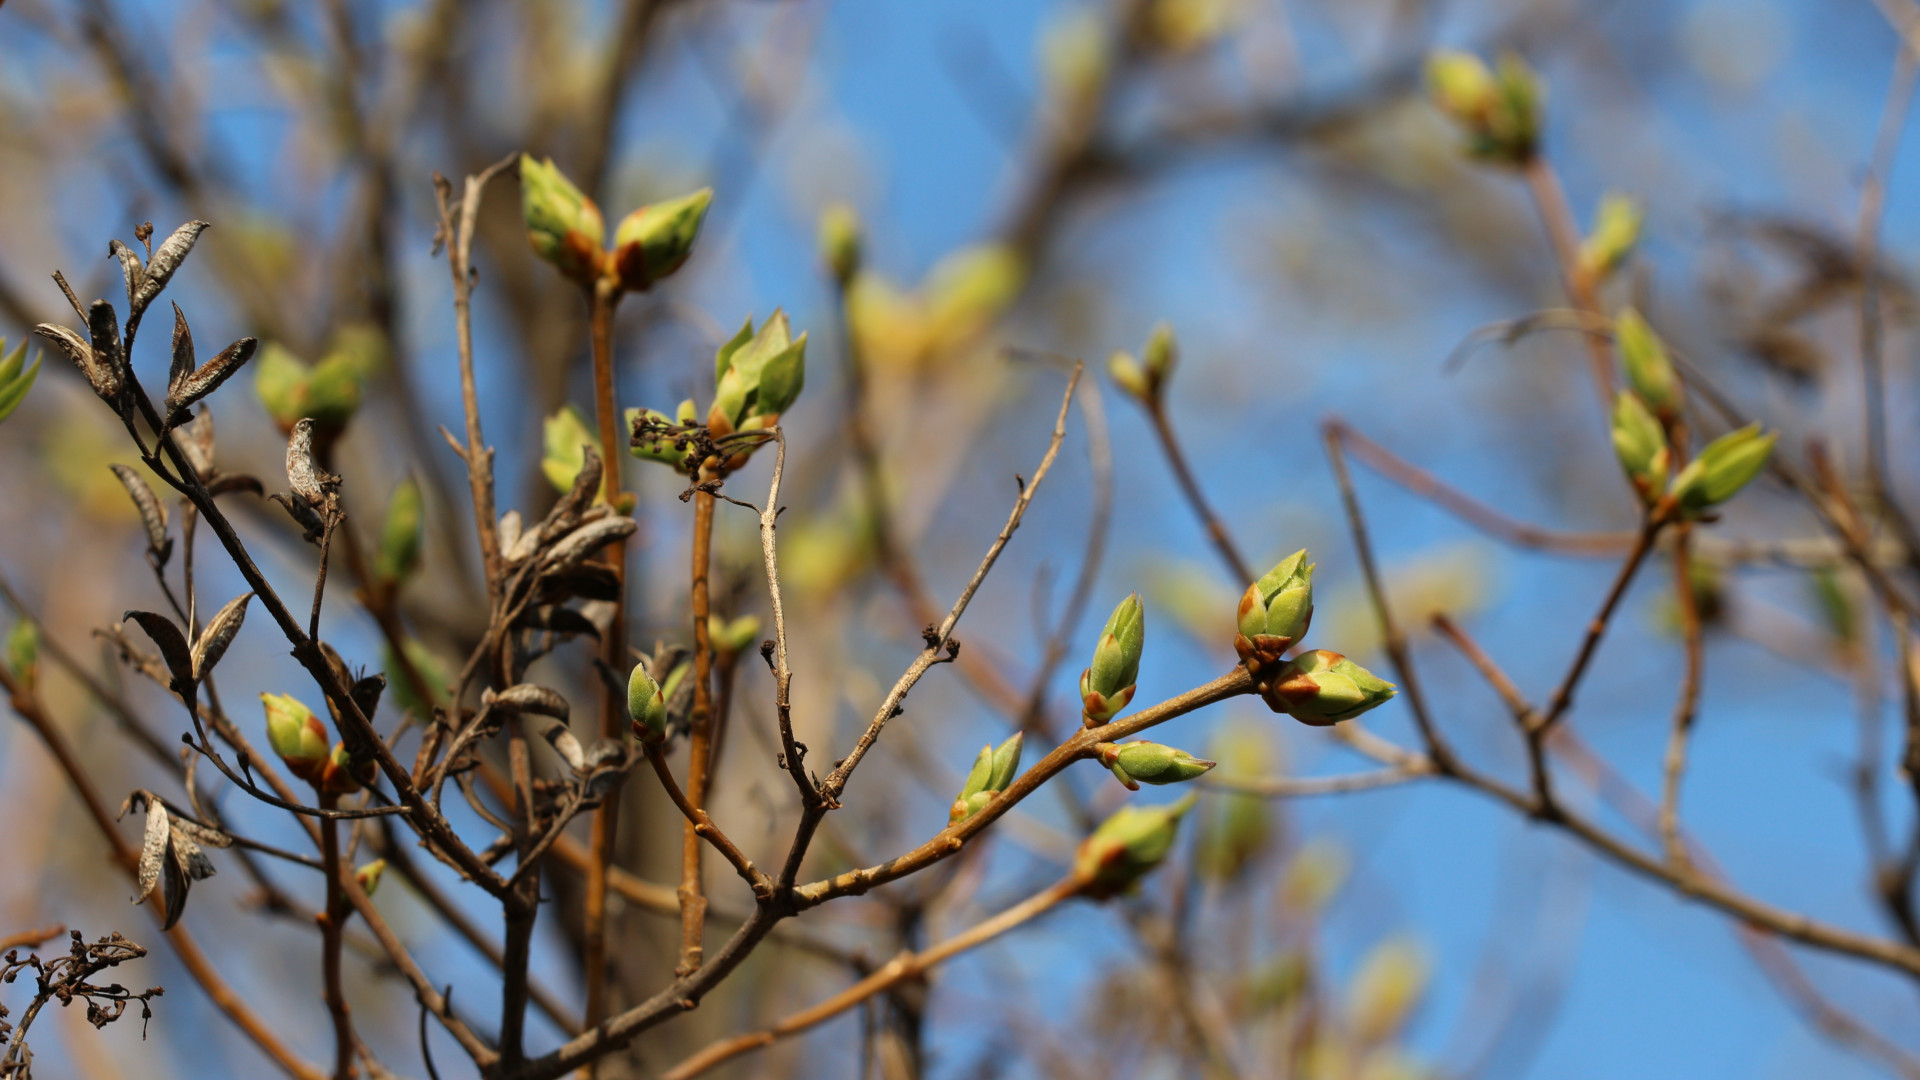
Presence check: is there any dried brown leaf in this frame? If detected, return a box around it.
[109,240,145,312]
[133,221,209,316]
[167,337,257,415]
[109,464,170,562]
[491,683,571,723]
[122,610,191,691]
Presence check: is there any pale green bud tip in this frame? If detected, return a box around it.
[1426,51,1495,117]
[1107,351,1147,399]
[262,692,330,780]
[708,614,763,655]
[1073,793,1198,897]
[1238,551,1314,661]
[5,619,37,683]
[355,859,386,897]
[627,660,667,739]
[1426,49,1540,163]
[819,203,863,284]
[1611,390,1669,504]
[612,188,713,292]
[1262,650,1396,726]
[1615,308,1680,416]
[1143,323,1177,382]
[519,154,605,282]
[1104,741,1216,788]
[1670,424,1776,514]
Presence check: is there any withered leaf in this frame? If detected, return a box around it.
[550,445,603,533]
[167,337,257,416]
[498,510,524,560]
[350,673,386,723]
[169,815,233,850]
[133,221,209,316]
[123,611,192,692]
[159,838,190,929]
[109,240,145,312]
[178,408,216,479]
[537,719,586,773]
[516,605,601,640]
[285,419,338,507]
[109,464,170,563]
[190,592,251,681]
[208,473,263,499]
[541,564,620,602]
[87,300,123,385]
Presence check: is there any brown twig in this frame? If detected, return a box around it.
[1144,397,1253,585]
[317,792,356,1080]
[1657,523,1706,866]
[680,486,719,974]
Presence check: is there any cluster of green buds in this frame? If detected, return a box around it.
[373,475,422,593]
[949,733,1023,824]
[1072,793,1197,899]
[1261,650,1398,726]
[254,341,364,445]
[1606,310,1775,515]
[1094,740,1215,791]
[262,693,373,794]
[1081,594,1144,724]
[0,339,40,426]
[520,154,713,294]
[1107,323,1177,402]
[1425,50,1543,165]
[1236,549,1313,667]
[628,312,808,476]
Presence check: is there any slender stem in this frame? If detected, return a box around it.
[1145,398,1253,584]
[659,877,1081,1080]
[645,744,769,895]
[317,791,355,1080]
[581,277,627,1060]
[680,488,717,974]
[1658,523,1705,865]
[1538,514,1666,731]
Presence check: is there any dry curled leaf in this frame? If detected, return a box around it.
[190,592,251,681]
[539,516,636,575]
[537,718,587,773]
[132,220,208,316]
[34,322,119,401]
[166,336,257,416]
[122,610,191,692]
[86,300,123,386]
[109,239,145,312]
[177,408,215,478]
[108,464,170,563]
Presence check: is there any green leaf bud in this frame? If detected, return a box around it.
[1236,550,1314,667]
[1611,390,1670,504]
[374,475,423,589]
[1261,649,1396,726]
[1142,322,1177,387]
[1426,49,1542,164]
[6,618,38,690]
[818,202,863,286]
[1578,192,1642,282]
[1098,740,1216,790]
[949,732,1024,823]
[355,858,387,897]
[519,154,605,285]
[628,658,667,741]
[707,614,762,656]
[1669,423,1776,515]
[542,405,597,495]
[1081,593,1145,722]
[1072,793,1197,899]
[262,692,330,782]
[1615,308,1680,417]
[0,339,41,425]
[1107,350,1148,400]
[611,187,712,293]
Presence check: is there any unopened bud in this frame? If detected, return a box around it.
[1072,794,1197,899]
[355,859,387,897]
[1615,309,1680,418]
[950,732,1024,823]
[1261,649,1396,725]
[1142,323,1177,387]
[254,343,362,439]
[1669,423,1776,515]
[1578,192,1642,283]
[5,619,38,690]
[818,203,863,286]
[1097,740,1215,791]
[1426,50,1542,165]
[262,692,330,782]
[1611,390,1669,504]
[542,405,596,495]
[1081,593,1144,723]
[1236,550,1314,667]
[611,188,712,293]
[708,614,762,656]
[709,312,807,440]
[1107,350,1148,400]
[520,155,605,285]
[628,659,667,741]
[374,475,422,589]
[319,741,374,796]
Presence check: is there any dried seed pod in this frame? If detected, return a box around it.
[190,592,251,681]
[87,300,124,389]
[285,418,339,507]
[132,220,209,316]
[133,794,171,909]
[34,322,120,401]
[539,516,636,575]
[109,239,145,311]
[123,610,192,692]
[167,336,257,416]
[490,683,571,723]
[178,408,216,479]
[109,464,170,563]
